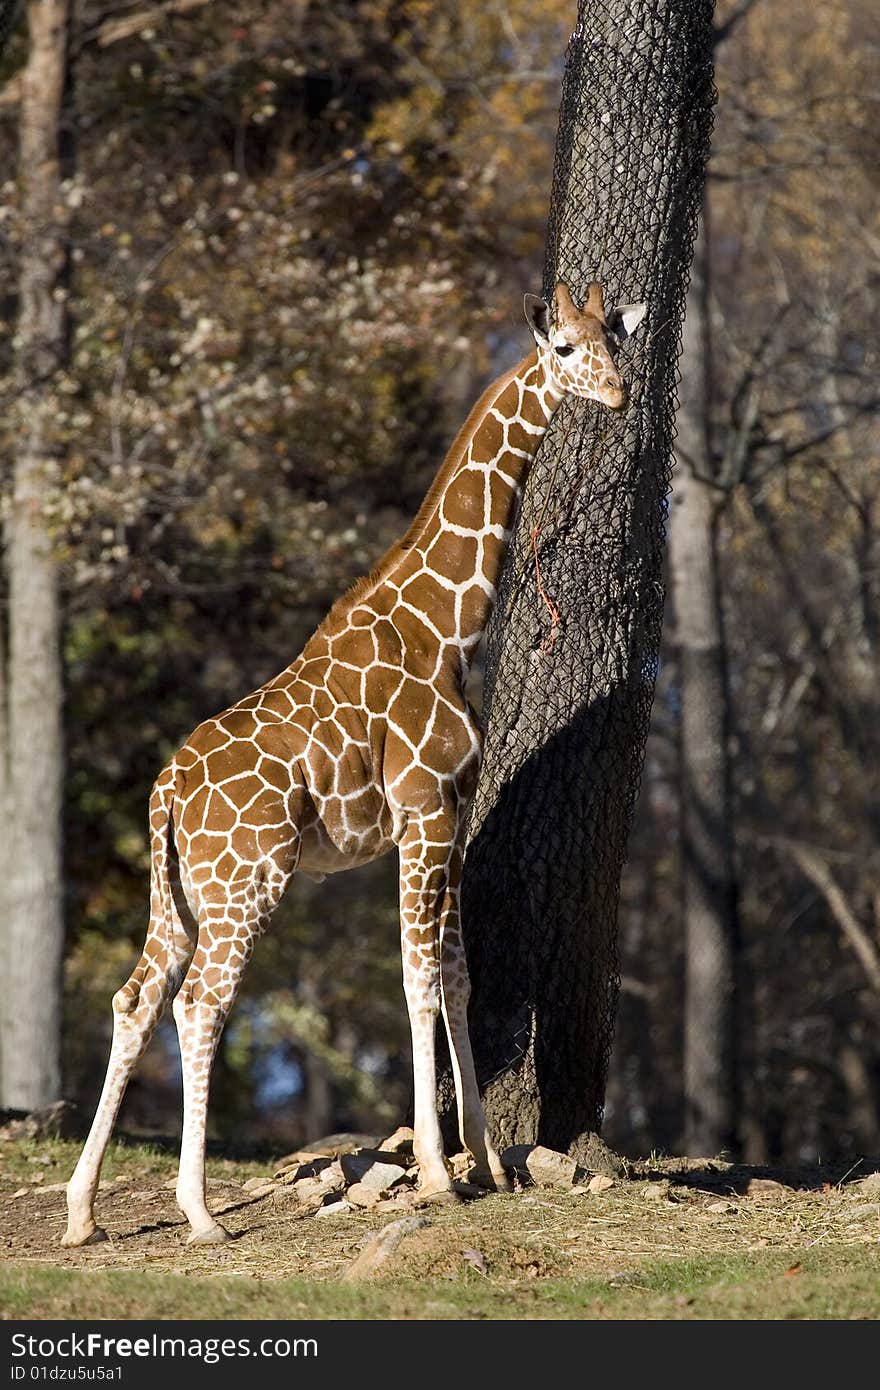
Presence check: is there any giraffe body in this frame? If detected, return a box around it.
[63,281,644,1246]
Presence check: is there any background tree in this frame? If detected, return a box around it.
[0,0,69,1111]
[672,219,741,1158]
[606,0,879,1163]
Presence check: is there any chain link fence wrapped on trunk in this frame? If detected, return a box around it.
[450,0,716,1160]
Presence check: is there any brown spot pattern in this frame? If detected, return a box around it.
[65,283,634,1246]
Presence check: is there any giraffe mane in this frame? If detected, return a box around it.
[319,351,537,630]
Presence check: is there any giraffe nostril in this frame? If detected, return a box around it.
[604,376,628,410]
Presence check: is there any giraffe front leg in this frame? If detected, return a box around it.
[404,968,452,1197]
[399,820,454,1196]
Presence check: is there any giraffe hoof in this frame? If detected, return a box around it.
[186,1222,231,1245]
[471,1169,513,1193]
[415,1187,462,1209]
[61,1225,108,1248]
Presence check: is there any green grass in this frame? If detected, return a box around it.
[2,1247,878,1320]
[0,1136,260,1186]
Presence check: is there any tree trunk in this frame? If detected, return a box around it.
[0,0,69,1110]
[838,1042,880,1156]
[671,222,740,1157]
[445,0,716,1158]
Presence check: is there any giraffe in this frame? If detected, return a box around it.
[63,279,646,1247]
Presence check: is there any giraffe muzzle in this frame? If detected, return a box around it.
[602,375,629,411]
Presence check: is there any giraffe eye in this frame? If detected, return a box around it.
[555,344,575,358]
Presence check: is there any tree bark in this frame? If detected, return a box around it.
[671,221,740,1157]
[0,0,69,1109]
[444,0,716,1158]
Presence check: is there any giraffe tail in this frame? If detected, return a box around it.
[114,764,192,1016]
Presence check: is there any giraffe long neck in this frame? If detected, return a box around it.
[383,351,561,662]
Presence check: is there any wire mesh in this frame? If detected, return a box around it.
[457,0,716,1157]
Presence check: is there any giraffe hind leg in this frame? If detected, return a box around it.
[440,955,510,1191]
[64,768,197,1247]
[62,927,195,1247]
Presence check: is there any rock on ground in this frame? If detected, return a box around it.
[340,1151,410,1191]
[316,1198,351,1218]
[346,1182,383,1209]
[0,1101,75,1141]
[276,1134,381,1166]
[851,1171,880,1197]
[501,1145,579,1188]
[587,1174,615,1194]
[379,1127,415,1154]
[242,1180,276,1198]
[745,1178,790,1200]
[343,1216,428,1279]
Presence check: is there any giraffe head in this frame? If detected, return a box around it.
[524,280,647,411]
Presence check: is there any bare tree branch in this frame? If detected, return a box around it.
[92,0,209,49]
[713,0,762,49]
[0,0,211,107]
[773,838,880,994]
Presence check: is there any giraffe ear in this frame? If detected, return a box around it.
[607,302,647,342]
[524,293,550,343]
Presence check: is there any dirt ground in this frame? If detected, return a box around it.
[1,1136,878,1319]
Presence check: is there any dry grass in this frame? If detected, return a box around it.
[1,1137,878,1319]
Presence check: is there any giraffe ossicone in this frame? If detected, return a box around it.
[62,279,646,1247]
